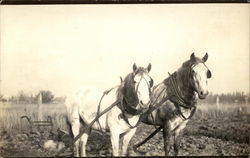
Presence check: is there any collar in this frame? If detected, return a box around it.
[118,94,142,115]
[175,105,197,121]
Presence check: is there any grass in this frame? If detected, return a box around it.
[0,102,249,143]
[195,103,250,120]
[0,102,249,156]
[0,103,68,135]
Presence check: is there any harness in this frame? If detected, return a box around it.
[95,87,115,132]
[56,70,153,156]
[96,74,153,130]
[168,72,197,120]
[133,72,197,151]
[117,74,153,128]
[167,60,211,120]
[133,61,211,151]
[166,60,210,120]
[117,95,143,128]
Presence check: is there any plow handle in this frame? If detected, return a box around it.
[133,126,162,152]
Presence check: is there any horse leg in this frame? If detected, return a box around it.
[79,133,89,157]
[121,128,137,156]
[163,121,172,156]
[110,127,121,156]
[71,118,81,157]
[173,120,188,156]
[173,130,182,156]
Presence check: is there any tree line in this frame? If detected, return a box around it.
[6,90,56,104]
[1,90,249,105]
[199,91,250,104]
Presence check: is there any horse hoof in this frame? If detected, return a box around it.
[133,147,147,155]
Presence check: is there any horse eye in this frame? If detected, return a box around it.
[133,80,136,84]
[150,79,154,87]
[207,70,212,78]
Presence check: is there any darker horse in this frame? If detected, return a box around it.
[135,53,212,156]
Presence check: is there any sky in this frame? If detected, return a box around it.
[0,4,249,97]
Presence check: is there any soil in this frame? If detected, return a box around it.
[1,114,250,157]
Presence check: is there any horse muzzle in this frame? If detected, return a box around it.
[198,90,209,99]
[137,100,151,113]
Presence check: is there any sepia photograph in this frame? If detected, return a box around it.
[0,4,249,157]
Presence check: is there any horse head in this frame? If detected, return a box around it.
[121,63,153,114]
[189,52,212,99]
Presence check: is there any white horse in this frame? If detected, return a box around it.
[65,63,153,157]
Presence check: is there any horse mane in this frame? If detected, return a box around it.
[116,66,148,100]
[116,72,133,102]
[163,56,204,86]
[181,57,204,68]
[134,67,148,75]
[116,65,149,105]
[179,57,203,82]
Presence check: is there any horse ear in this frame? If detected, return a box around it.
[190,52,196,62]
[147,63,152,72]
[202,53,208,62]
[133,63,137,72]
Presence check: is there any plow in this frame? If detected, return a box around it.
[21,115,53,132]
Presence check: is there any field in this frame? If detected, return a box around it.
[0,102,250,156]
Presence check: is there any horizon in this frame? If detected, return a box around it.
[0,4,249,98]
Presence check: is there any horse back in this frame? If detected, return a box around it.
[65,86,119,126]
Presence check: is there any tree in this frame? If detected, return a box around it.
[0,94,7,102]
[39,90,54,104]
[18,91,28,103]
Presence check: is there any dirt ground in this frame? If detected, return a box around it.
[1,113,250,157]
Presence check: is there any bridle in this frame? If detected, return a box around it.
[134,73,153,96]
[123,73,153,114]
[119,72,154,128]
[189,61,211,93]
[167,61,211,120]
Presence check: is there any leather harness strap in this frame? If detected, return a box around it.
[118,83,168,128]
[96,87,115,132]
[167,72,197,121]
[132,71,198,151]
[133,61,211,151]
[118,94,142,128]
[117,74,154,128]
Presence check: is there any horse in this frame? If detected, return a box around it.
[65,63,154,157]
[135,53,212,156]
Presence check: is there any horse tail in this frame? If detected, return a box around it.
[65,116,74,138]
[63,96,75,139]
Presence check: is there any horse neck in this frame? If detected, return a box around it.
[120,74,138,106]
[175,68,196,102]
